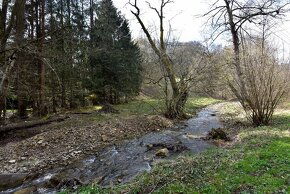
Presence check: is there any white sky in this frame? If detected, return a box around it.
[113,0,209,42]
[113,0,290,54]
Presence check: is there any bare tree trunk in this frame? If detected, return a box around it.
[0,0,16,52]
[38,0,46,116]
[90,0,94,39]
[0,0,17,120]
[66,0,74,108]
[60,0,67,108]
[0,55,16,120]
[130,0,189,118]
[224,0,248,106]
[15,0,27,118]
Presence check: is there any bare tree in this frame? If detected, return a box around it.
[129,0,190,118]
[205,0,290,125]
[15,0,27,118]
[0,0,28,119]
[139,38,213,110]
[0,0,17,120]
[240,34,290,125]
[194,44,231,99]
[37,0,46,116]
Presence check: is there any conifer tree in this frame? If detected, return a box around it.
[89,0,142,104]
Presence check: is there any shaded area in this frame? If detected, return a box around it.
[0,116,69,146]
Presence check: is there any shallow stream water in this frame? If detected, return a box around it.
[1,107,222,194]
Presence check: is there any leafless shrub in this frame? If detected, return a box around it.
[232,37,290,125]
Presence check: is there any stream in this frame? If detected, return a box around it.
[1,107,222,194]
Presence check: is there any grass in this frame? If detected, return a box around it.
[115,98,161,116]
[71,102,290,194]
[185,96,221,115]
[115,97,220,117]
[73,96,219,121]
[50,96,219,135]
[5,96,219,123]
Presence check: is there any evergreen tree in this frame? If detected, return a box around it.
[0,0,142,119]
[89,0,142,104]
[116,18,142,100]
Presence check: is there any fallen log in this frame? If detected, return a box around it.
[0,116,70,133]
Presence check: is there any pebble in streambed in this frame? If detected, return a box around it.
[1,107,222,194]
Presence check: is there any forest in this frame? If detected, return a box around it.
[0,0,289,193]
[0,0,142,120]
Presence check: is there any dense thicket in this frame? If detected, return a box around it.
[0,0,142,120]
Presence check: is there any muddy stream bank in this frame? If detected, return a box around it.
[1,107,222,194]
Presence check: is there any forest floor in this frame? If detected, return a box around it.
[72,101,290,194]
[0,97,218,179]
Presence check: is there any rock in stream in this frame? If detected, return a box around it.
[1,107,222,194]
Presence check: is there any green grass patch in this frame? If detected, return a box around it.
[115,98,161,116]
[74,108,290,194]
[51,96,219,131]
[185,97,221,115]
[77,105,103,112]
[75,96,219,122]
[115,97,220,117]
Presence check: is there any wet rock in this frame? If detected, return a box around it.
[0,173,29,191]
[185,134,197,139]
[144,156,151,161]
[146,144,154,150]
[205,128,230,141]
[149,142,187,153]
[93,176,104,184]
[171,144,188,152]
[47,174,83,190]
[14,186,37,194]
[117,178,122,183]
[155,148,169,158]
[58,178,83,189]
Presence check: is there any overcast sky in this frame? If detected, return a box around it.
[113,0,290,54]
[113,0,210,42]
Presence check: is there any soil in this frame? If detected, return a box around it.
[0,113,173,176]
[0,102,247,193]
[1,105,224,193]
